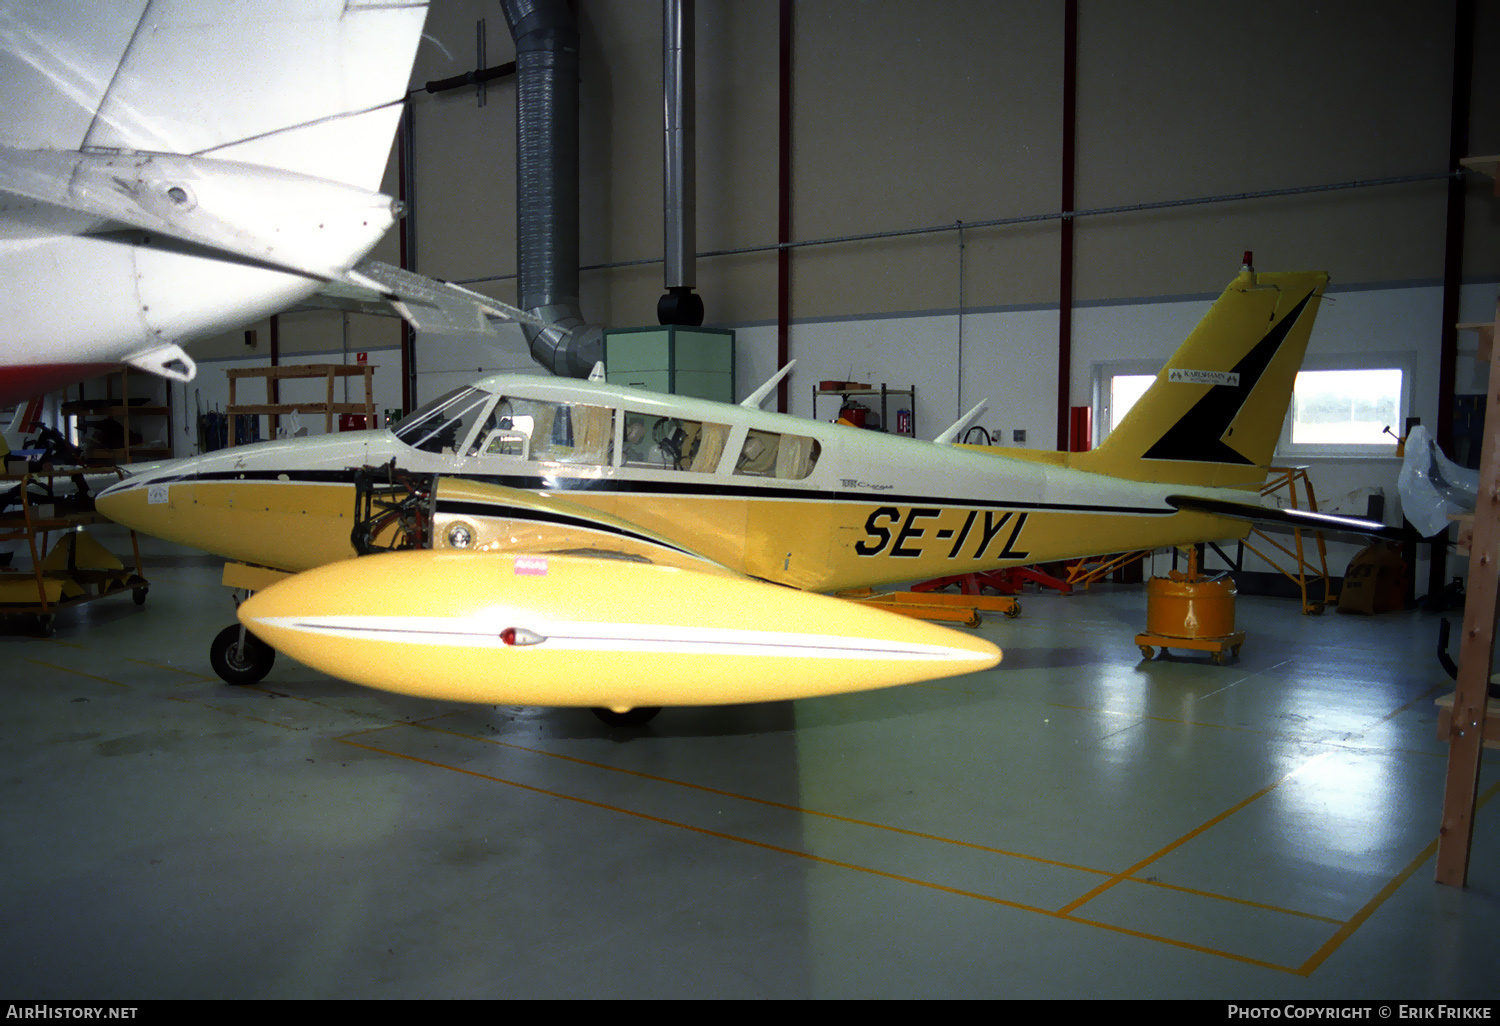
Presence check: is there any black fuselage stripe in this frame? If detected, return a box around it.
[114,468,1180,517]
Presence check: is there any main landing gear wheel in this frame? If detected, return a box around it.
[210,624,275,685]
[592,707,662,727]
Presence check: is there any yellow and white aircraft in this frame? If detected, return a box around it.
[96,266,1390,722]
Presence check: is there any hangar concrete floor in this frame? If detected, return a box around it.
[2,528,1498,1001]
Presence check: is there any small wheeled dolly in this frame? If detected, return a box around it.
[1135,629,1245,664]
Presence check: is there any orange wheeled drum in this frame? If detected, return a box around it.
[1135,555,1245,664]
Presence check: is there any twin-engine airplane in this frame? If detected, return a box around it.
[0,0,539,407]
[97,267,1390,721]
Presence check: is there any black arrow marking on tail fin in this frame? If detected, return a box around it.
[1142,290,1316,464]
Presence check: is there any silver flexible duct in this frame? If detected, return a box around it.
[501,0,602,377]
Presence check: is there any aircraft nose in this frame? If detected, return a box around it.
[94,479,144,529]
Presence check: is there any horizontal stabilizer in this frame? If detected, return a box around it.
[1166,494,1404,539]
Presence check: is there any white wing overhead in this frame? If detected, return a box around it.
[0,0,424,190]
[0,1,147,151]
[0,0,431,404]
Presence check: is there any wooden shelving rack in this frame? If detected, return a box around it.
[226,363,377,447]
[62,367,173,464]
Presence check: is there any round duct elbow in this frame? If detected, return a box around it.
[521,307,603,379]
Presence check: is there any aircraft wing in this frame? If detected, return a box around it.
[0,0,425,191]
[0,0,427,281]
[1165,494,1405,540]
[0,1,430,402]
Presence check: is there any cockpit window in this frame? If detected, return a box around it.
[393,386,493,455]
[469,398,615,467]
[734,429,821,479]
[622,411,728,473]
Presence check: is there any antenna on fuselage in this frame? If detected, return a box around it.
[740,361,796,408]
[934,400,989,445]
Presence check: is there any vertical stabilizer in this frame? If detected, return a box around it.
[1071,269,1329,487]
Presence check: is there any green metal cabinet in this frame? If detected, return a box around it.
[603,327,735,402]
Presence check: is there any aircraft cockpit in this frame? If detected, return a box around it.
[391,385,491,456]
[392,381,821,480]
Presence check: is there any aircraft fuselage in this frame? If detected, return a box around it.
[97,373,1245,592]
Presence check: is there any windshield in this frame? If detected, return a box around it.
[392,386,494,455]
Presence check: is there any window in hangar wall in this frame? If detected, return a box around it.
[1278,365,1408,457]
[1095,357,1410,458]
[1094,363,1157,442]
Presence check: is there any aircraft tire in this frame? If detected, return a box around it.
[592,706,662,727]
[210,624,275,686]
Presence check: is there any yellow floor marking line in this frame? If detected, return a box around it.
[1369,682,1450,726]
[376,719,1376,927]
[334,727,1315,975]
[1295,778,1500,977]
[347,719,1109,878]
[1058,750,1337,916]
[336,733,1071,918]
[1059,913,1298,974]
[26,658,129,688]
[124,656,216,681]
[164,694,308,731]
[1129,877,1345,925]
[346,721,1352,958]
